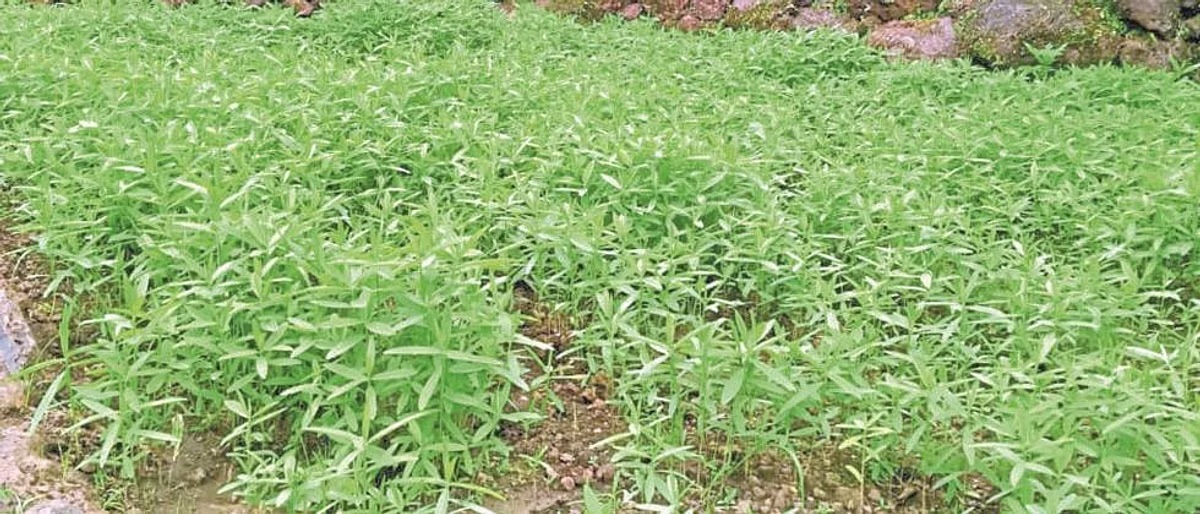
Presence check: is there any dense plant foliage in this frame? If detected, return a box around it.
[1,1,1198,512]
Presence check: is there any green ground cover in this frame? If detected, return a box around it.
[1,1,1198,512]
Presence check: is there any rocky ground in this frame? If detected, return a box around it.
[527,0,1200,70]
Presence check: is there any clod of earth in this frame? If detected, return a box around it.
[867,17,959,59]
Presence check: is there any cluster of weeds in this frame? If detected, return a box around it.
[1,1,1199,513]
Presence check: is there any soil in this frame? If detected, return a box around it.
[487,283,1000,514]
[130,434,263,514]
[0,218,256,514]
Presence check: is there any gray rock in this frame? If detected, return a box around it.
[1117,0,1180,35]
[956,0,1089,66]
[0,286,35,378]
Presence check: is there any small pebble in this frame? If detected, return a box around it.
[558,452,575,464]
[812,487,829,500]
[560,476,577,490]
[595,463,615,482]
[867,488,882,503]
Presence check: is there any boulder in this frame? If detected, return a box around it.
[956,0,1110,66]
[1116,0,1180,35]
[868,17,959,59]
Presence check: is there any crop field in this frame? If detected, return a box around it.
[1,1,1199,513]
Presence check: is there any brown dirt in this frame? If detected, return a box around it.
[131,434,263,514]
[1,218,256,514]
[487,283,1001,513]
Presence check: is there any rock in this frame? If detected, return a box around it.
[850,0,940,22]
[956,0,1094,66]
[0,379,23,412]
[1185,16,1200,40]
[678,13,704,29]
[595,463,615,482]
[1118,37,1196,68]
[867,17,958,60]
[598,0,627,12]
[1117,0,1180,34]
[733,0,759,9]
[645,0,688,20]
[26,501,84,514]
[867,488,883,503]
[286,0,319,17]
[0,286,34,379]
[812,487,829,500]
[692,0,727,20]
[560,476,576,490]
[621,3,644,19]
[791,8,849,30]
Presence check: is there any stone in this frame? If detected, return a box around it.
[1184,16,1200,40]
[645,0,688,20]
[598,0,627,12]
[955,0,1092,67]
[867,17,959,60]
[850,0,940,22]
[678,13,704,29]
[1118,37,1196,69]
[1117,0,1180,34]
[0,286,35,379]
[26,501,84,514]
[0,379,24,412]
[622,3,644,19]
[733,0,759,9]
[692,0,727,20]
[790,8,848,30]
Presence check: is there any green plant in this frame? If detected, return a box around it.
[1,1,1199,512]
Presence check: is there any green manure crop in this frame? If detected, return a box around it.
[1,0,1198,512]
